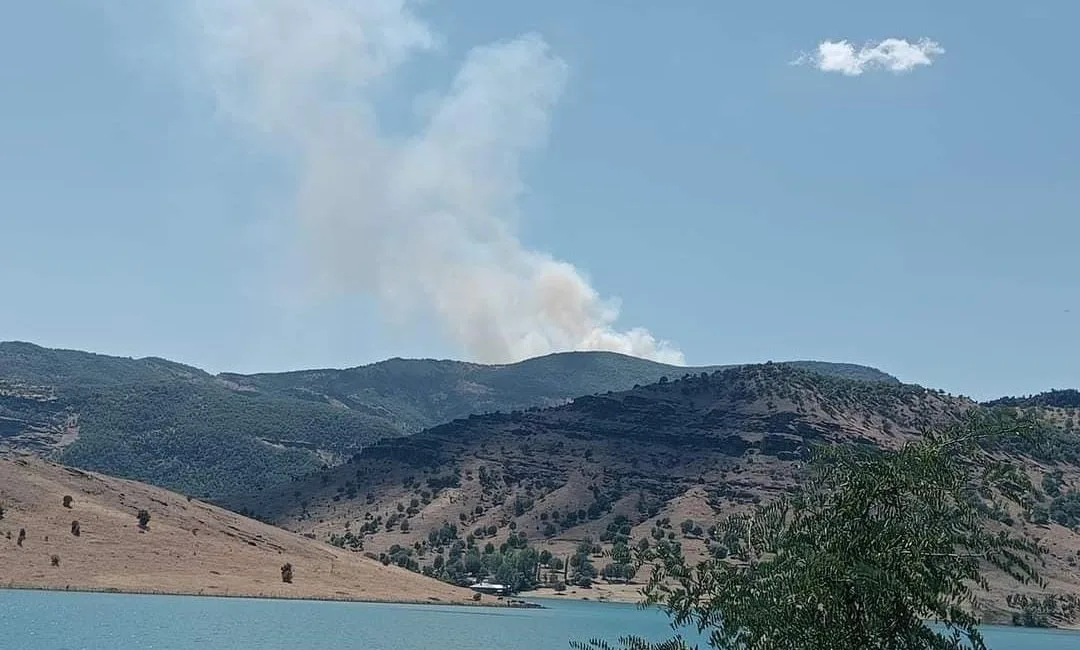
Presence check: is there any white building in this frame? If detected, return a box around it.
[468,581,509,596]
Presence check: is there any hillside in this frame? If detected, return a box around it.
[233,365,1080,617]
[0,455,479,604]
[234,363,969,532]
[0,342,403,498]
[0,341,897,499]
[985,389,1080,410]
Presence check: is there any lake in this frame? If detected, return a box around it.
[1,590,1078,649]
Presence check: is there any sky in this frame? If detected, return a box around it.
[1,0,1076,400]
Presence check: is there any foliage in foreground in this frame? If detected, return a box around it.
[574,413,1046,650]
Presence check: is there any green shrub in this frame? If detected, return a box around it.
[573,415,1046,650]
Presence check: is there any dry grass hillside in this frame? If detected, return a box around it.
[228,365,1080,619]
[0,455,480,605]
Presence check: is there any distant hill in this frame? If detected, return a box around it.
[0,342,403,498]
[0,341,898,499]
[984,389,1080,409]
[218,351,901,434]
[234,364,1080,617]
[0,455,477,604]
[0,341,211,387]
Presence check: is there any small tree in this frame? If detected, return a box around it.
[50,554,61,567]
[17,528,26,547]
[71,520,81,537]
[574,413,1047,650]
[62,495,73,509]
[137,509,151,531]
[281,562,294,584]
[607,543,636,584]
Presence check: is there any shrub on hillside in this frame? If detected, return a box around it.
[137,509,151,531]
[50,554,60,567]
[71,520,81,537]
[573,575,593,588]
[281,562,294,583]
[63,495,73,509]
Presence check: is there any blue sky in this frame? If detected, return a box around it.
[1,0,1076,400]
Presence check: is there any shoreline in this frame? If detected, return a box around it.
[517,585,1080,634]
[0,582,541,609]
[6,583,1079,633]
[520,582,644,605]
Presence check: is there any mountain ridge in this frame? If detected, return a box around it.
[984,389,1080,409]
[217,350,902,434]
[0,341,901,499]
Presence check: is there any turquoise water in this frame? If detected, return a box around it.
[1,590,1078,649]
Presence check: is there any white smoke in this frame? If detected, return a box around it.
[183,0,684,365]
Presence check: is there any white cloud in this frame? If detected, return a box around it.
[176,0,684,365]
[793,38,944,76]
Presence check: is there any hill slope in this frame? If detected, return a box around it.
[235,365,1080,616]
[238,363,966,531]
[0,341,897,499]
[0,342,403,498]
[0,455,478,604]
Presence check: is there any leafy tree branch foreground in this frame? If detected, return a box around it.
[575,413,1050,650]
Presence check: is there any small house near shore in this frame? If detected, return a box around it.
[468,581,509,596]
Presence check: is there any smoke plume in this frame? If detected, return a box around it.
[183,0,684,364]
